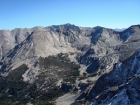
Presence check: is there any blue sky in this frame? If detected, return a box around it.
[0,0,140,30]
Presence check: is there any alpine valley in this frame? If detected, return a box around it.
[0,23,140,105]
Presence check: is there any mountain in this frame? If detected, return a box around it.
[0,24,140,105]
[113,28,126,32]
[88,49,140,105]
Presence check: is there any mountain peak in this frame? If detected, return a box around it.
[129,24,140,28]
[93,26,103,30]
[47,23,80,32]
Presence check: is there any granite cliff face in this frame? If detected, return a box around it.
[0,24,140,105]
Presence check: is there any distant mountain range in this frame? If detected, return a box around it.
[113,28,126,32]
[0,24,140,105]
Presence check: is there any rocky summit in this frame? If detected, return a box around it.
[0,23,140,105]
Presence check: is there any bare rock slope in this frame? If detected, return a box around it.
[0,24,140,105]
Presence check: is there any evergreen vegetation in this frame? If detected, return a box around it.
[39,53,80,83]
[0,53,80,105]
